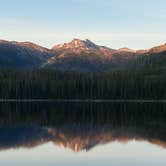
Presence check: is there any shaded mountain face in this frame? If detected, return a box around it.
[0,40,52,69]
[0,39,166,71]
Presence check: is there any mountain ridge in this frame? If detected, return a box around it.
[0,38,166,71]
[1,38,166,53]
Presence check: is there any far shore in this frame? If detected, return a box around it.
[0,99,166,103]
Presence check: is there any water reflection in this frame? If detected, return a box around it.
[0,102,165,152]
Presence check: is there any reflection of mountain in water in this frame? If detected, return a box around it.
[0,102,166,152]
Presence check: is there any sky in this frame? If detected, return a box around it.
[0,142,165,166]
[0,0,166,49]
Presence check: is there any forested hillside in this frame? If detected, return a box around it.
[125,51,166,69]
[0,67,165,99]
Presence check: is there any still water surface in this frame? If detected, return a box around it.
[0,102,165,166]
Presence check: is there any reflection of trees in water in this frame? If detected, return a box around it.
[0,102,166,126]
[0,102,165,151]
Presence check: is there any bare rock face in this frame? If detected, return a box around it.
[118,47,136,53]
[53,39,99,51]
[47,39,137,71]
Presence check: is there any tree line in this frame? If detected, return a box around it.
[0,67,166,99]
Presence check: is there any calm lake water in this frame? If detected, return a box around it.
[0,102,165,166]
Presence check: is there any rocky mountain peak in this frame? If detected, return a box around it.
[118,47,136,53]
[52,38,99,51]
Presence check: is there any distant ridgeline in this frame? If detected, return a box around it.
[0,67,166,99]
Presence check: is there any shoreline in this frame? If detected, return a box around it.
[0,99,166,103]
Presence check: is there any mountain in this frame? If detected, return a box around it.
[46,39,138,71]
[0,38,166,71]
[148,43,166,54]
[0,40,52,69]
[52,38,101,51]
[118,47,136,53]
[47,39,166,71]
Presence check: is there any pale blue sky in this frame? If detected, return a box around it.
[0,0,166,49]
[0,142,165,166]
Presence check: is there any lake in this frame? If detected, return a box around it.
[0,102,165,166]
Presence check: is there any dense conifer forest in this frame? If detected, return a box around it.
[0,65,166,99]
